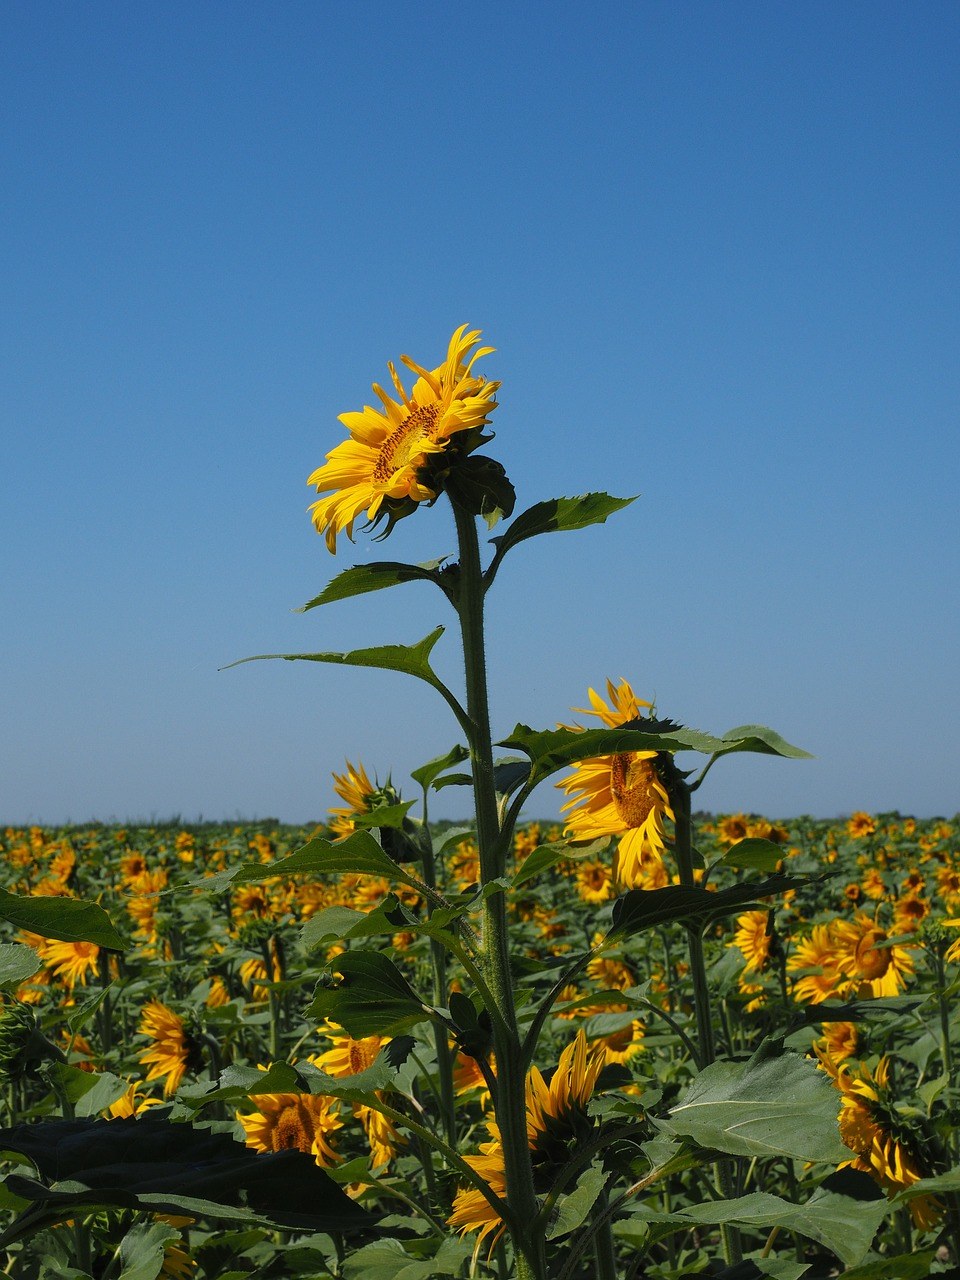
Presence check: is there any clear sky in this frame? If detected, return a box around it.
[3,2,958,826]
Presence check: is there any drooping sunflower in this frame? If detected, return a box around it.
[312,1028,403,1171]
[448,1031,607,1256]
[137,1000,195,1096]
[328,760,377,840]
[308,325,499,552]
[834,1057,940,1228]
[557,679,674,887]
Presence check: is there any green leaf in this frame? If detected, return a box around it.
[301,906,371,950]
[296,1037,417,1103]
[297,560,445,612]
[343,1237,473,1280]
[66,984,114,1036]
[410,744,469,791]
[0,943,41,987]
[0,889,124,950]
[512,837,612,888]
[307,950,433,1037]
[185,829,415,896]
[717,838,784,873]
[840,1253,937,1279]
[608,875,811,938]
[445,454,516,528]
[352,800,417,831]
[488,493,638,573]
[500,722,726,789]
[714,724,812,760]
[116,1220,181,1280]
[222,626,449,688]
[667,1185,886,1267]
[545,1163,607,1240]
[663,1042,848,1165]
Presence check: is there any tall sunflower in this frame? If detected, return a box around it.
[448,1031,607,1256]
[557,679,674,887]
[308,325,499,552]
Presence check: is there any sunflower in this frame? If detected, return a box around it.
[36,938,100,989]
[312,1029,402,1170]
[831,914,915,998]
[105,1081,164,1118]
[239,1087,342,1167]
[717,814,750,845]
[448,1031,606,1256]
[575,860,615,903]
[787,923,844,1004]
[557,679,674,887]
[137,1000,194,1096]
[834,1057,940,1228]
[308,325,499,552]
[729,911,772,974]
[847,812,877,838]
[328,760,377,840]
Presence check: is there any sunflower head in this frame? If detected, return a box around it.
[308,326,503,552]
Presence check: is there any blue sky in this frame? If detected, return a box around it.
[3,1,958,825]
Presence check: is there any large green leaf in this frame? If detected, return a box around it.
[297,560,446,612]
[307,950,433,1037]
[716,838,784,873]
[545,1163,606,1240]
[222,627,456,699]
[410,743,469,791]
[342,1237,473,1280]
[608,875,811,938]
[512,837,612,888]
[115,1220,181,1280]
[499,722,725,789]
[0,890,124,950]
[0,943,41,987]
[183,829,412,896]
[487,493,637,577]
[840,1253,937,1279]
[662,1042,847,1165]
[714,725,812,760]
[664,1184,887,1267]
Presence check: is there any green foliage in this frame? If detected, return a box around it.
[297,560,447,612]
[487,492,637,580]
[662,1042,848,1164]
[307,950,433,1036]
[0,888,124,949]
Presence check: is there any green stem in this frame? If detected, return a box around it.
[669,767,742,1267]
[421,826,458,1149]
[593,1189,619,1280]
[451,499,546,1280]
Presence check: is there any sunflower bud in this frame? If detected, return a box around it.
[0,1002,57,1081]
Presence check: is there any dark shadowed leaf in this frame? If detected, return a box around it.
[410,744,469,790]
[609,875,813,938]
[0,1116,375,1245]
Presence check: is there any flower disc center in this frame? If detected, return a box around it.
[610,754,658,828]
[373,403,441,484]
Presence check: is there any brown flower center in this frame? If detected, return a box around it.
[373,404,442,484]
[855,929,892,980]
[610,754,658,829]
[272,1100,313,1153]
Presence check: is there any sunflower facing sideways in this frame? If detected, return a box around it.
[307,325,499,552]
[557,679,675,887]
[448,1030,607,1258]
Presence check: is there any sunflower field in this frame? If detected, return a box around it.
[3,327,958,1280]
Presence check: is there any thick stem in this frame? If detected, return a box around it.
[670,769,743,1267]
[451,499,546,1280]
[420,825,458,1150]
